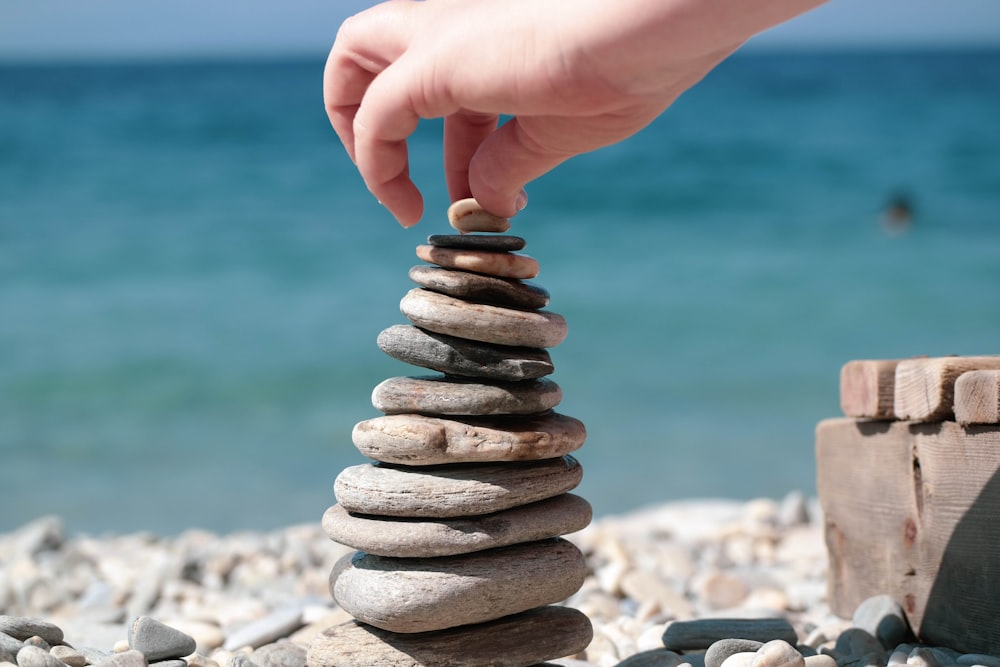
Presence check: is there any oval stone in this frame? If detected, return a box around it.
[352,411,584,465]
[0,619,62,646]
[305,605,592,667]
[415,245,539,280]
[322,493,592,557]
[409,265,550,310]
[377,325,553,380]
[401,289,567,348]
[662,619,798,651]
[334,456,582,517]
[447,198,511,233]
[428,234,526,252]
[371,375,561,416]
[331,538,587,633]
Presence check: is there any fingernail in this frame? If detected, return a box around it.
[515,189,528,212]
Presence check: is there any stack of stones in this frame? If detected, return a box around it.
[307,199,594,667]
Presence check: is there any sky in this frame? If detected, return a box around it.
[0,0,999,62]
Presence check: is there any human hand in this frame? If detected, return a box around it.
[325,0,825,227]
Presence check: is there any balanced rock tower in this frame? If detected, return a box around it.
[307,199,594,667]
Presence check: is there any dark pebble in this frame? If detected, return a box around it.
[428,234,526,252]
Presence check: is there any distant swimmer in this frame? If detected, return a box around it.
[881,191,914,234]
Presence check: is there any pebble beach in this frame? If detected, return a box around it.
[3,491,958,667]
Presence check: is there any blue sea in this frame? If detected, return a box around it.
[1,50,998,535]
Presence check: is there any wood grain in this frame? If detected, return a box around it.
[840,359,901,419]
[894,356,1000,422]
[954,370,1000,425]
[817,417,1000,652]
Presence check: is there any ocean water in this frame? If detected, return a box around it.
[1,51,998,535]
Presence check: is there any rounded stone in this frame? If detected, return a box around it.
[851,594,911,649]
[331,538,587,633]
[0,619,62,646]
[15,646,64,667]
[428,234,526,252]
[721,654,757,667]
[251,643,306,667]
[128,617,196,662]
[306,605,591,667]
[351,412,584,465]
[447,198,511,233]
[401,289,567,348]
[706,640,765,667]
[334,455,582,517]
[49,647,86,667]
[408,265,549,310]
[371,375,561,416]
[662,619,798,651]
[416,245,539,280]
[750,640,804,667]
[322,493,592,557]
[377,325,554,380]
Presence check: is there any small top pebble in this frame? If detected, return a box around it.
[447,198,511,233]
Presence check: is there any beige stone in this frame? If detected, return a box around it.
[334,455,583,517]
[322,493,592,557]
[306,605,591,667]
[750,641,804,667]
[415,245,538,280]
[352,411,584,465]
[331,538,586,633]
[371,375,562,416]
[447,198,511,233]
[400,288,567,348]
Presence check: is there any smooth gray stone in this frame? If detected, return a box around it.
[0,634,23,660]
[662,619,798,651]
[371,375,561,416]
[833,629,884,662]
[958,656,1000,667]
[428,234,526,252]
[334,456,583,518]
[352,411,584,465]
[0,621,62,647]
[322,493,592,557]
[15,646,64,667]
[400,289,567,348]
[250,643,306,667]
[409,265,549,310]
[148,661,187,667]
[306,605,591,667]
[221,607,303,652]
[377,325,554,380]
[332,538,586,633]
[22,639,48,651]
[851,595,911,649]
[706,640,765,667]
[617,650,687,666]
[128,617,195,662]
[92,650,148,667]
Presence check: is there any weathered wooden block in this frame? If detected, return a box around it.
[894,356,1000,423]
[955,369,1000,425]
[840,359,900,419]
[817,417,1000,653]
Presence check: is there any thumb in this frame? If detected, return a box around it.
[467,116,577,218]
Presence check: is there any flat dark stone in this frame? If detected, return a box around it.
[409,265,549,310]
[376,325,554,380]
[427,234,526,252]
